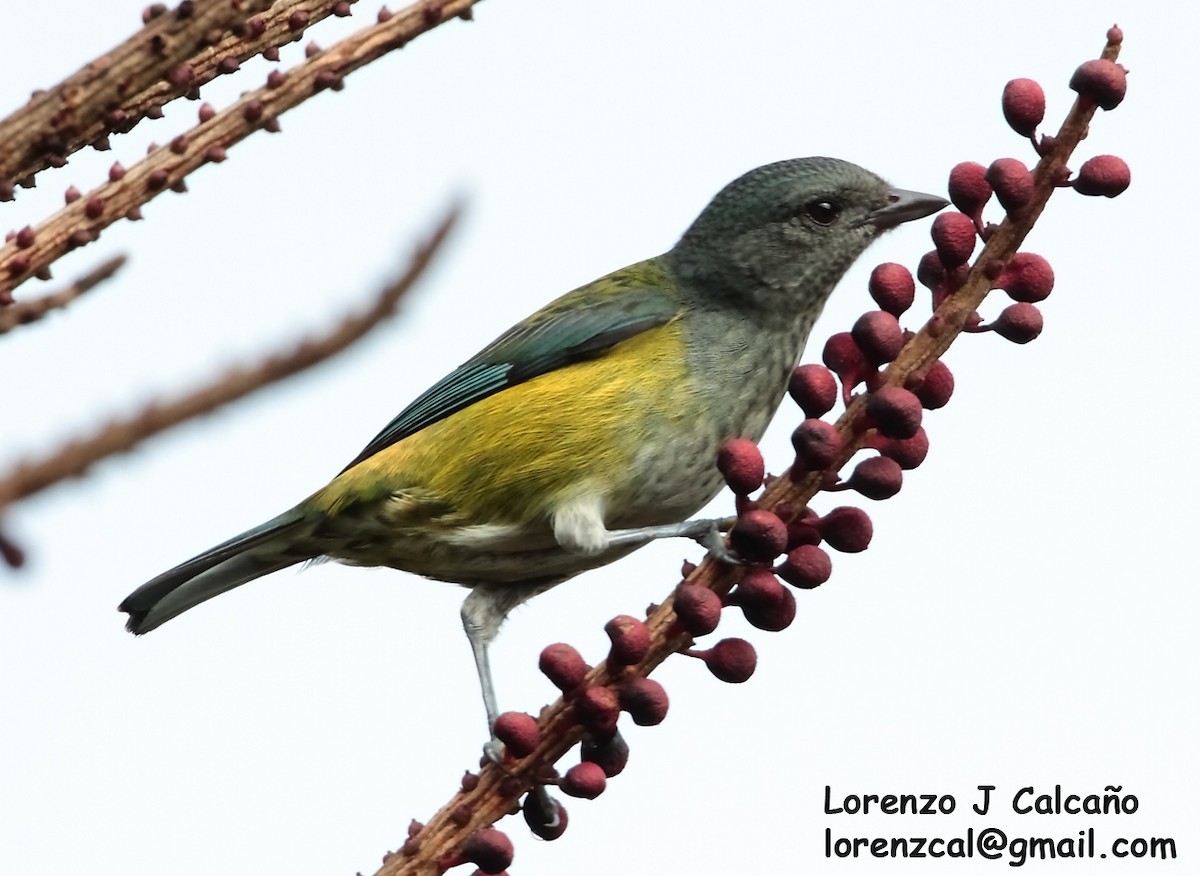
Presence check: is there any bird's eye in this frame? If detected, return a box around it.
[803,199,841,226]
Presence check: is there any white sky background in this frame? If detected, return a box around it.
[1,1,1195,874]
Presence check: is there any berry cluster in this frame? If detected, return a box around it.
[410,26,1130,876]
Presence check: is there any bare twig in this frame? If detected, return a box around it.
[376,35,1124,876]
[0,0,274,184]
[0,204,458,510]
[0,0,483,302]
[0,255,126,334]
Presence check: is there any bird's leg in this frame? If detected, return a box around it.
[461,581,562,763]
[461,588,505,762]
[604,515,740,562]
[468,628,502,731]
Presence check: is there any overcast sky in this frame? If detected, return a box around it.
[1,2,1195,875]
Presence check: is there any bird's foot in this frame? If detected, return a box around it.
[524,783,562,832]
[694,517,743,565]
[482,737,507,768]
[604,515,737,550]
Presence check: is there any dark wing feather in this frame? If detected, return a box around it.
[340,284,679,472]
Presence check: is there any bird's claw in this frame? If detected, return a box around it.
[525,784,560,830]
[695,517,744,565]
[482,738,507,768]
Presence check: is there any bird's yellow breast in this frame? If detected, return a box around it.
[311,318,696,532]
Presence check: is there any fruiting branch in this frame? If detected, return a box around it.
[382,29,1128,876]
[0,0,274,184]
[0,0,483,302]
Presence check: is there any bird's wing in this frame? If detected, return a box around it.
[340,275,680,472]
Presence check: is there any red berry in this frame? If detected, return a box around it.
[539,643,589,692]
[851,310,905,365]
[605,614,651,666]
[791,418,843,471]
[1072,154,1130,197]
[930,212,977,268]
[731,568,796,631]
[992,302,1043,344]
[786,515,822,549]
[1001,78,1046,137]
[864,385,923,439]
[822,332,871,399]
[817,506,874,553]
[844,456,903,500]
[618,677,669,726]
[788,364,838,418]
[776,544,832,590]
[575,686,620,737]
[1070,58,1127,110]
[493,712,539,758]
[459,828,513,875]
[673,582,722,636]
[908,360,955,410]
[947,161,992,220]
[561,761,607,799]
[996,252,1054,302]
[717,438,765,495]
[917,250,945,291]
[698,638,757,683]
[868,427,930,471]
[985,158,1034,212]
[868,263,916,316]
[729,509,788,563]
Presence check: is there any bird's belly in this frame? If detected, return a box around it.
[326,512,641,585]
[312,319,786,584]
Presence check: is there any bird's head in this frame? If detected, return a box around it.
[669,157,947,310]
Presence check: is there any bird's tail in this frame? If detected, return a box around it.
[119,508,318,634]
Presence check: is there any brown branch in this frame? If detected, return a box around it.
[0,204,458,510]
[377,35,1124,876]
[0,255,126,335]
[0,0,369,190]
[123,0,362,138]
[0,0,274,184]
[0,0,483,302]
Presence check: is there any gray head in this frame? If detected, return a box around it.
[667,157,946,309]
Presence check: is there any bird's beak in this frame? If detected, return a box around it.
[867,188,950,229]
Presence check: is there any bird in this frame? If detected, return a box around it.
[120,157,947,730]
